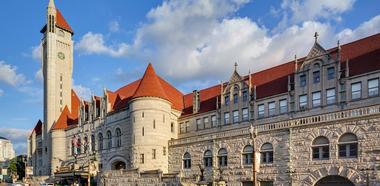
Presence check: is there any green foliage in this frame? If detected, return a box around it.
[7,156,25,181]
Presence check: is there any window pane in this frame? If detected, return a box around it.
[243,91,248,102]
[280,99,287,113]
[313,71,320,83]
[338,144,346,157]
[312,92,321,107]
[300,75,306,87]
[196,119,203,130]
[233,94,238,104]
[322,146,329,159]
[225,95,230,105]
[351,82,361,100]
[327,67,335,80]
[258,104,265,118]
[299,95,307,108]
[211,115,217,127]
[368,79,379,97]
[268,102,276,116]
[312,147,319,159]
[326,88,336,104]
[224,112,230,124]
[242,108,249,121]
[233,110,239,123]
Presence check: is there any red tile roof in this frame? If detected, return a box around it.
[56,9,73,34]
[132,64,170,101]
[51,89,80,130]
[182,85,221,116]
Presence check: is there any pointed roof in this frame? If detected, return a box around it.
[56,9,73,34]
[51,89,80,130]
[48,0,55,8]
[131,63,170,101]
[305,41,327,60]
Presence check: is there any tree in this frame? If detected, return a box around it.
[7,155,26,181]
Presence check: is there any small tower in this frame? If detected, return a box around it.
[41,0,74,175]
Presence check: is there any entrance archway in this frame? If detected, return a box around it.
[315,175,354,186]
[111,161,126,170]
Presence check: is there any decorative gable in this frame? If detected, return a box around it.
[306,42,327,61]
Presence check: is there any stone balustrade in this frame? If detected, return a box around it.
[170,104,380,146]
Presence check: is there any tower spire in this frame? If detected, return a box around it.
[48,0,55,8]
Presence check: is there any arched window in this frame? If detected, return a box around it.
[242,145,253,165]
[107,131,112,149]
[218,148,228,167]
[260,143,273,164]
[183,152,191,169]
[312,136,329,160]
[91,135,95,152]
[115,128,122,147]
[204,150,212,167]
[98,133,103,151]
[338,133,358,158]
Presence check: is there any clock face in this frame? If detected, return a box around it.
[58,52,65,60]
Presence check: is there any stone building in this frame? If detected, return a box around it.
[28,0,380,185]
[0,137,15,163]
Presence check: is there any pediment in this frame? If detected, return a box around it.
[306,42,327,61]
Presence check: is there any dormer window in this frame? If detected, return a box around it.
[327,67,335,80]
[242,90,248,102]
[313,71,320,83]
[225,95,230,106]
[300,75,306,87]
[233,93,238,104]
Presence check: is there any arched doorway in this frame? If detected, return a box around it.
[315,175,354,186]
[111,161,126,170]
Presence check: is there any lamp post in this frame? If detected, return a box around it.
[249,124,258,186]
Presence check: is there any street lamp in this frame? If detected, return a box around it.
[249,124,258,186]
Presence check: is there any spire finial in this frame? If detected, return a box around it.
[234,62,238,71]
[48,0,55,8]
[337,40,341,50]
[314,32,319,42]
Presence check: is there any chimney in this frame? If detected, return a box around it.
[193,90,200,113]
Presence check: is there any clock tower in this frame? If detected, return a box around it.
[41,0,74,175]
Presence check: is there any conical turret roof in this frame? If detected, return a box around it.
[132,63,169,101]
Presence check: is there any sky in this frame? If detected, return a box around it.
[0,0,379,155]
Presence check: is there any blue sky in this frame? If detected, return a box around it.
[0,0,379,155]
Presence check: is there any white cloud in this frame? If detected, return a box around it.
[73,84,92,101]
[35,68,43,82]
[75,32,129,57]
[337,15,380,43]
[0,127,30,155]
[0,61,28,87]
[109,20,120,32]
[280,0,356,24]
[32,44,42,61]
[0,89,3,96]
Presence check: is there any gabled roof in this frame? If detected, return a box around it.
[132,63,170,101]
[30,120,43,137]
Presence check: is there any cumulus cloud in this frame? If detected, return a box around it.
[0,61,28,87]
[32,44,42,61]
[109,20,120,32]
[75,32,129,57]
[74,0,380,89]
[279,0,356,25]
[337,15,380,43]
[73,84,92,101]
[0,127,30,155]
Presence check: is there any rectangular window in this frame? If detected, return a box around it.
[260,181,274,186]
[233,110,239,123]
[185,121,190,132]
[203,117,209,128]
[268,102,276,116]
[211,115,217,127]
[233,93,238,104]
[180,122,185,134]
[258,104,265,118]
[140,154,144,164]
[351,82,362,100]
[196,119,203,130]
[242,108,249,121]
[326,88,336,104]
[171,122,174,133]
[243,90,248,102]
[313,71,320,83]
[300,74,306,87]
[279,99,287,114]
[163,147,166,156]
[225,95,230,106]
[152,149,156,159]
[368,78,379,97]
[299,95,307,109]
[312,91,321,107]
[327,67,335,80]
[224,112,230,124]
